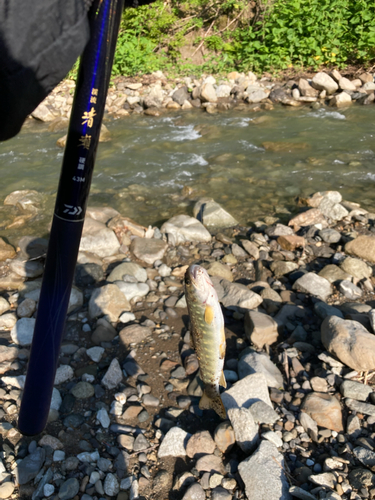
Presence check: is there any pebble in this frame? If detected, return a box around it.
[101,358,123,390]
[58,477,80,500]
[104,473,120,496]
[86,346,105,362]
[340,380,372,401]
[182,482,205,500]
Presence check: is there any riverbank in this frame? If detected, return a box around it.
[30,68,375,128]
[1,189,375,499]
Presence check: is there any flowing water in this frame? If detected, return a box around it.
[0,105,375,243]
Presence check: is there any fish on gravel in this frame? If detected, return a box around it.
[184,264,227,418]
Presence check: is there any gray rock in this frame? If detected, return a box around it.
[86,346,105,363]
[262,431,283,448]
[319,228,341,244]
[158,427,191,457]
[58,477,79,500]
[318,264,350,284]
[133,434,149,451]
[299,412,319,442]
[172,86,190,105]
[182,482,205,500]
[70,381,95,399]
[250,400,279,424]
[15,448,45,485]
[314,301,343,320]
[321,315,375,371]
[101,358,123,390]
[353,447,375,467]
[104,473,120,496]
[79,217,120,257]
[340,380,372,401]
[10,318,36,346]
[0,297,10,315]
[289,486,317,500]
[238,351,283,388]
[238,440,291,500]
[347,414,362,439]
[89,284,130,322]
[345,399,375,416]
[17,298,36,318]
[309,473,337,488]
[340,257,372,280]
[119,324,151,345]
[211,486,232,500]
[247,89,268,103]
[228,407,258,453]
[293,272,332,301]
[130,237,168,265]
[54,365,74,385]
[160,215,211,245]
[10,259,43,278]
[212,277,262,312]
[200,83,217,103]
[348,468,375,490]
[312,72,338,94]
[270,261,299,278]
[338,280,362,300]
[221,372,272,410]
[244,310,278,349]
[97,408,110,428]
[193,198,238,229]
[107,262,147,282]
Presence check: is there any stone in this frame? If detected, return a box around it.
[340,380,372,401]
[250,400,279,424]
[353,447,375,467]
[312,72,338,94]
[318,264,350,284]
[277,235,305,251]
[193,198,238,229]
[15,448,45,485]
[214,421,235,453]
[58,477,79,500]
[319,228,341,244]
[182,482,205,500]
[310,377,328,392]
[260,288,282,314]
[79,217,120,257]
[341,257,372,280]
[238,351,283,388]
[89,284,130,322]
[0,313,16,329]
[130,237,168,265]
[118,434,135,451]
[0,238,16,260]
[247,89,268,103]
[244,310,278,349]
[39,435,63,450]
[345,399,375,416]
[32,102,55,121]
[172,86,190,105]
[228,407,258,453]
[241,239,260,259]
[54,365,74,385]
[0,345,19,363]
[207,262,233,282]
[195,455,225,474]
[345,236,375,263]
[10,318,36,346]
[158,426,190,457]
[70,381,95,399]
[101,359,123,390]
[86,346,105,363]
[309,473,337,488]
[238,441,291,500]
[347,414,362,439]
[289,487,316,500]
[186,431,216,458]
[262,431,283,448]
[200,83,217,103]
[321,315,375,371]
[338,280,362,300]
[301,393,343,432]
[10,259,43,278]
[330,92,352,108]
[270,261,299,277]
[107,262,147,282]
[221,373,272,410]
[17,298,36,318]
[298,78,319,97]
[104,473,120,496]
[160,215,211,245]
[314,301,343,320]
[348,468,375,490]
[293,272,332,301]
[119,324,151,346]
[288,208,326,230]
[212,277,262,312]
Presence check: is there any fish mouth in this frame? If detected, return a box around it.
[189,265,200,280]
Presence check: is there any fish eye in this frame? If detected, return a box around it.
[185,277,191,285]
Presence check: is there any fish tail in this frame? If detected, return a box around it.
[199,390,227,419]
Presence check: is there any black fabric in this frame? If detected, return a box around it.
[0,0,90,141]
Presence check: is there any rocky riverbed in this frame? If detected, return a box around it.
[29,68,375,130]
[1,190,375,500]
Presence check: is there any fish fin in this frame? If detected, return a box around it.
[204,305,214,325]
[219,371,227,388]
[199,391,227,419]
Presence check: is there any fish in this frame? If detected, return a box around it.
[184,264,227,419]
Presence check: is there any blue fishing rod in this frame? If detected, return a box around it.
[18,0,125,435]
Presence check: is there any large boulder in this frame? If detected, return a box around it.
[79,217,120,258]
[345,236,375,263]
[161,215,211,245]
[321,315,375,371]
[312,72,338,94]
[193,198,238,230]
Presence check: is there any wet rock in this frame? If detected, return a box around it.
[301,393,343,432]
[214,421,235,453]
[161,215,211,245]
[89,284,130,322]
[244,310,278,349]
[130,237,168,265]
[186,431,216,458]
[108,262,147,283]
[238,440,291,500]
[293,272,332,301]
[221,373,272,410]
[58,477,79,500]
[340,380,372,401]
[312,72,338,94]
[10,317,36,346]
[80,217,120,257]
[15,448,45,485]
[194,198,238,229]
[321,315,375,371]
[345,235,375,263]
[238,351,283,388]
[207,261,233,282]
[212,277,262,312]
[228,407,259,453]
[158,427,190,457]
[119,324,151,346]
[101,358,123,390]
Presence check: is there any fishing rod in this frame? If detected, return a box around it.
[18,0,125,436]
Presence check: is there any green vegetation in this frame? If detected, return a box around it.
[69,0,375,78]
